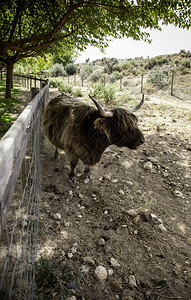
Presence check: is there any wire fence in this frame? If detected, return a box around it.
[0,84,49,299]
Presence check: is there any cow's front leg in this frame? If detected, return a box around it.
[84,165,92,180]
[68,157,78,184]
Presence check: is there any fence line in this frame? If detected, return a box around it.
[13,74,48,91]
[0,84,49,299]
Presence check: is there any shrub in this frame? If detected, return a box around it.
[80,66,93,80]
[91,83,103,99]
[49,77,64,87]
[147,68,172,88]
[65,63,77,75]
[102,85,116,104]
[90,70,104,83]
[73,88,83,97]
[91,83,116,103]
[58,84,73,94]
[109,72,122,83]
[51,63,66,77]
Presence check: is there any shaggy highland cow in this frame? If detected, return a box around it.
[42,94,145,183]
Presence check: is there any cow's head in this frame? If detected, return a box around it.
[89,95,145,150]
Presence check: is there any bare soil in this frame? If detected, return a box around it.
[36,88,191,299]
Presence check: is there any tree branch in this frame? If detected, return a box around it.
[9,4,22,41]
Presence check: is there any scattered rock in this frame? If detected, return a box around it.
[111,179,118,183]
[108,268,114,276]
[84,178,90,184]
[64,220,70,227]
[94,266,107,280]
[144,161,153,170]
[67,252,73,259]
[119,189,125,195]
[151,213,162,224]
[83,256,95,265]
[65,296,77,300]
[53,213,61,220]
[127,209,137,217]
[110,257,120,268]
[69,190,73,197]
[159,224,167,232]
[174,190,184,198]
[98,238,106,246]
[128,275,137,288]
[126,181,134,186]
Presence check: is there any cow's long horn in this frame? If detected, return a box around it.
[128,94,144,112]
[89,95,113,117]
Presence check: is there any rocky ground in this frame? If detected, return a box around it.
[35,88,191,300]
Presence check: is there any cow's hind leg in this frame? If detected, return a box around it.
[54,147,59,159]
[84,165,92,180]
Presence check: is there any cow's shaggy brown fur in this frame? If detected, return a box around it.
[42,94,144,182]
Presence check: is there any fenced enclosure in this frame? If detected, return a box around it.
[0,84,49,299]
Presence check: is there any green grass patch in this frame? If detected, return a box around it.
[0,79,21,138]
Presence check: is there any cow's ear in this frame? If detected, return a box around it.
[94,118,110,141]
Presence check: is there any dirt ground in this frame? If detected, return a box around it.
[36,88,191,300]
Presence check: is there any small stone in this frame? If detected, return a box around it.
[126,181,134,186]
[69,190,73,197]
[64,220,70,227]
[108,268,114,276]
[98,238,106,246]
[121,224,127,228]
[133,215,141,224]
[65,296,77,300]
[119,189,125,195]
[84,178,90,184]
[78,193,83,199]
[110,257,120,268]
[67,252,73,259]
[174,190,184,198]
[71,247,77,254]
[144,161,153,170]
[53,213,61,220]
[94,266,107,280]
[148,157,158,164]
[111,179,118,183]
[104,210,109,215]
[127,209,137,217]
[159,224,167,232]
[129,275,137,288]
[83,256,95,265]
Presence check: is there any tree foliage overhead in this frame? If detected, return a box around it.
[0,0,191,97]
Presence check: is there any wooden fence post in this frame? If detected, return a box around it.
[31,87,40,99]
[171,71,175,96]
[141,73,144,93]
[119,77,122,90]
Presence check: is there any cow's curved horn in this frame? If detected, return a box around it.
[89,95,113,117]
[128,94,144,112]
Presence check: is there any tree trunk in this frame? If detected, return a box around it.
[5,59,14,98]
